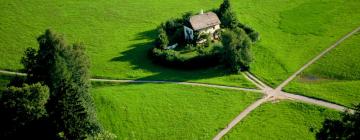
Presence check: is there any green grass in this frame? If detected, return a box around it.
[246,0,360,86]
[91,83,262,139]
[0,0,256,88]
[1,0,360,87]
[284,32,360,107]
[223,101,341,140]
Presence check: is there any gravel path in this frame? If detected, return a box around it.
[1,26,359,140]
[212,27,360,140]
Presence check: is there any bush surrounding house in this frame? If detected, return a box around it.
[151,0,259,71]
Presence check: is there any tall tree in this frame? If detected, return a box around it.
[0,83,50,139]
[221,28,252,72]
[317,104,360,140]
[22,29,101,139]
[219,0,231,17]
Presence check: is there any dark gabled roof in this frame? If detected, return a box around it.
[189,12,221,31]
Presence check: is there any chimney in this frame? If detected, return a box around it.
[200,9,204,14]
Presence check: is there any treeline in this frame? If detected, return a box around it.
[0,29,115,140]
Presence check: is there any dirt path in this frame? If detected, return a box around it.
[1,26,359,140]
[275,26,360,91]
[0,70,261,93]
[212,27,360,140]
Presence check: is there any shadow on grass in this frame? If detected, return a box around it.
[110,29,233,83]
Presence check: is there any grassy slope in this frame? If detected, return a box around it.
[91,83,262,140]
[1,1,360,87]
[0,0,255,88]
[284,33,360,107]
[224,101,341,140]
[241,0,360,86]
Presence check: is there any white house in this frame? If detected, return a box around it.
[189,11,221,40]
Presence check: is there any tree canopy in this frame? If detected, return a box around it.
[317,104,360,140]
[21,29,102,139]
[0,83,50,139]
[221,28,252,72]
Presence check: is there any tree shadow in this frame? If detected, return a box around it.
[110,29,232,82]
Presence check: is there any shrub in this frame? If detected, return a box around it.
[221,28,253,72]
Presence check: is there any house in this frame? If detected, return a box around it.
[189,11,221,41]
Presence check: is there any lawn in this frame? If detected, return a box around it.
[246,0,360,86]
[1,0,360,87]
[284,32,360,107]
[223,101,341,140]
[91,83,262,140]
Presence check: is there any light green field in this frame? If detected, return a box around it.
[285,32,360,107]
[224,101,341,140]
[1,0,360,87]
[91,83,262,139]
[247,0,360,86]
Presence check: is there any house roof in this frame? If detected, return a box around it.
[190,12,221,31]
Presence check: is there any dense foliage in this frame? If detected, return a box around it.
[152,0,258,71]
[221,28,252,72]
[0,83,50,139]
[0,29,115,140]
[317,104,360,140]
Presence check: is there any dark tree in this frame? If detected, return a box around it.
[219,0,231,18]
[156,28,169,49]
[0,83,50,139]
[22,29,102,139]
[221,28,252,72]
[317,104,360,140]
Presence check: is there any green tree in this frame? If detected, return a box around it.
[22,29,102,139]
[219,0,231,18]
[156,28,169,49]
[221,28,252,72]
[221,9,240,29]
[0,83,49,138]
[317,104,360,140]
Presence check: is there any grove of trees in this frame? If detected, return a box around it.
[0,29,115,140]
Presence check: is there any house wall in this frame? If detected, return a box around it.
[198,25,220,35]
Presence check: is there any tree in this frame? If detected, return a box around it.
[22,29,102,139]
[221,28,252,72]
[219,0,231,18]
[220,9,240,29]
[317,104,360,140]
[156,28,169,49]
[0,83,49,139]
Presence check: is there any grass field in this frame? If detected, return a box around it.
[284,32,360,107]
[223,101,341,140]
[91,83,262,139]
[246,0,360,86]
[1,0,360,87]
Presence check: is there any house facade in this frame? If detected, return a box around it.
[189,12,221,40]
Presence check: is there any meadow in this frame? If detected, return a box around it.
[1,0,360,87]
[284,32,360,107]
[91,83,262,139]
[223,101,341,140]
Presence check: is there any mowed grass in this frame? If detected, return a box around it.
[284,32,360,107]
[2,1,360,87]
[244,0,360,86]
[0,0,255,88]
[223,101,341,140]
[91,83,262,139]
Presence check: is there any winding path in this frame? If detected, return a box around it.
[1,26,359,140]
